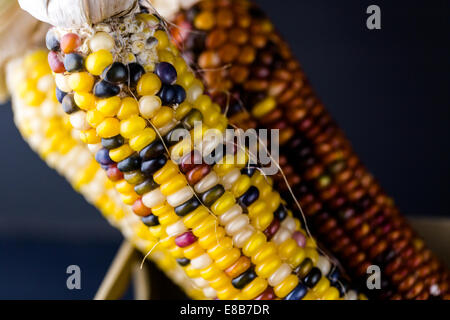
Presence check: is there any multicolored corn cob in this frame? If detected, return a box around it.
[170,0,450,299]
[37,6,364,300]
[8,49,207,300]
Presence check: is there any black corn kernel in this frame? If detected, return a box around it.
[102,62,128,84]
[128,62,145,86]
[102,135,125,150]
[141,155,167,176]
[117,154,141,172]
[274,204,288,221]
[181,109,203,130]
[64,53,84,72]
[139,140,165,160]
[201,185,225,207]
[176,258,190,266]
[94,80,120,98]
[175,197,201,217]
[303,267,322,288]
[134,178,159,195]
[61,94,79,114]
[231,269,257,289]
[141,214,159,227]
[238,186,259,208]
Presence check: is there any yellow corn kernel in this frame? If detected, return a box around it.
[313,277,330,295]
[305,237,317,249]
[321,286,340,300]
[203,111,221,127]
[115,180,135,194]
[153,161,179,185]
[194,95,212,114]
[199,264,221,281]
[252,210,274,231]
[214,248,241,270]
[268,192,281,211]
[85,49,113,76]
[168,245,184,259]
[74,92,96,110]
[192,216,218,238]
[118,97,140,120]
[97,96,122,117]
[149,225,164,238]
[154,30,169,49]
[136,13,159,25]
[157,211,179,226]
[177,71,195,88]
[198,227,226,250]
[241,277,268,300]
[24,50,48,68]
[209,274,232,291]
[136,224,153,240]
[252,242,277,265]
[68,72,94,92]
[183,207,209,229]
[158,49,175,64]
[305,247,319,265]
[109,144,134,162]
[183,243,204,260]
[242,231,266,257]
[122,193,138,206]
[210,191,235,215]
[151,203,173,217]
[137,73,161,96]
[278,238,298,260]
[287,247,306,268]
[120,115,146,139]
[255,255,282,279]
[18,79,35,98]
[96,117,120,138]
[174,101,192,120]
[274,274,299,298]
[24,90,45,106]
[173,56,188,76]
[216,287,239,300]
[159,235,175,249]
[79,128,101,144]
[129,128,156,151]
[184,264,200,278]
[252,97,277,118]
[160,175,187,196]
[231,175,251,198]
[207,237,233,260]
[151,106,173,128]
[86,109,105,128]
[248,200,266,219]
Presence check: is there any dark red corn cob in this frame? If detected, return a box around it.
[171,0,450,299]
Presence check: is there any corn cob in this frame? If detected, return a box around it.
[7,49,206,300]
[170,0,450,299]
[33,5,366,300]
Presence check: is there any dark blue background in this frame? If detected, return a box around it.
[0,0,448,299]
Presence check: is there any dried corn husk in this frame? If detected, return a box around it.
[18,0,139,28]
[0,0,48,103]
